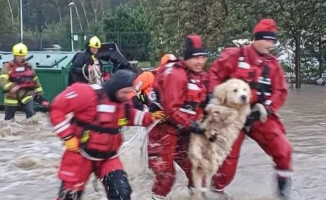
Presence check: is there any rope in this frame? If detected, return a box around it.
[121,120,160,148]
[82,64,103,84]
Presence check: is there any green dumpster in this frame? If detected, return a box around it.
[0,51,75,106]
[0,51,114,106]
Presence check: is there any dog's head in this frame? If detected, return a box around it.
[212,79,251,109]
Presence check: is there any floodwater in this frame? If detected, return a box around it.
[0,85,325,200]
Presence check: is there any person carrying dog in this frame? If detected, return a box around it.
[148,35,208,200]
[208,18,292,200]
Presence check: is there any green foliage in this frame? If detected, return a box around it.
[103,4,148,32]
[103,4,150,60]
[0,0,325,82]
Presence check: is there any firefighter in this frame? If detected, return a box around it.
[148,35,208,199]
[50,70,165,200]
[0,43,43,120]
[68,36,109,85]
[131,54,178,111]
[208,19,292,199]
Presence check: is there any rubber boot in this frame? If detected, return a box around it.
[277,176,292,200]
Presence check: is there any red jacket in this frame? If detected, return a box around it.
[50,83,153,157]
[159,61,207,129]
[208,45,287,113]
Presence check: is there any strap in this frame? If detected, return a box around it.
[124,103,130,121]
[73,118,121,134]
[80,146,117,160]
[261,64,270,78]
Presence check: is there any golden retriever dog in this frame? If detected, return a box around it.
[189,79,253,200]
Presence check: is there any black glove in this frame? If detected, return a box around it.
[244,110,261,127]
[245,103,269,127]
[131,95,145,111]
[33,93,46,104]
[188,122,205,135]
[33,93,50,108]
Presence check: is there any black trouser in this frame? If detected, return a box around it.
[4,100,35,120]
[57,170,132,200]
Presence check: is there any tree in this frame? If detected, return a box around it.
[243,0,326,88]
[141,0,255,62]
[103,4,150,60]
[0,0,16,33]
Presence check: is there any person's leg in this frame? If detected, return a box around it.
[250,115,292,200]
[148,124,178,197]
[99,156,131,200]
[174,134,193,188]
[57,183,83,200]
[57,151,93,200]
[102,170,132,200]
[23,100,35,119]
[4,105,17,120]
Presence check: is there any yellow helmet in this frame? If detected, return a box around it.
[12,43,28,56]
[88,36,101,49]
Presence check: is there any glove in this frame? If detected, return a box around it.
[245,103,268,127]
[132,95,145,111]
[151,111,165,121]
[189,121,205,135]
[64,137,79,152]
[33,93,50,108]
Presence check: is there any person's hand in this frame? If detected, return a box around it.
[252,103,268,123]
[10,85,20,93]
[64,137,79,152]
[151,111,165,121]
[245,103,268,126]
[88,64,95,72]
[189,122,205,135]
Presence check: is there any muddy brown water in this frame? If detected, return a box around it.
[0,85,325,200]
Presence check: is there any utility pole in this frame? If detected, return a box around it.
[68,2,75,51]
[20,0,23,42]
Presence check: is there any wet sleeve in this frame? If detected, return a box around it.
[0,63,15,92]
[32,69,43,95]
[208,49,237,93]
[127,108,153,127]
[70,53,88,75]
[50,85,96,140]
[162,68,194,128]
[268,61,288,112]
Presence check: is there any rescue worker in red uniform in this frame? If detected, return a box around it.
[0,43,43,120]
[148,35,208,200]
[68,36,109,85]
[50,70,165,200]
[208,19,292,200]
[131,54,178,111]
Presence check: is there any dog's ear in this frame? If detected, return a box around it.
[213,83,227,104]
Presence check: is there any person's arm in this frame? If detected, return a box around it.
[50,85,96,140]
[31,68,43,95]
[0,63,15,92]
[162,67,196,128]
[267,60,288,113]
[208,48,238,93]
[70,53,88,76]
